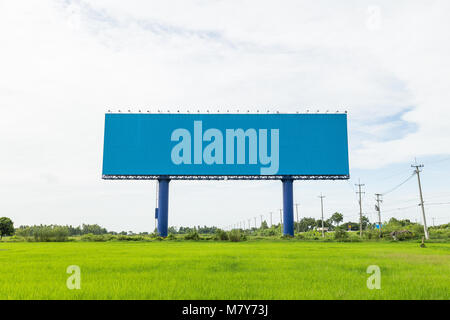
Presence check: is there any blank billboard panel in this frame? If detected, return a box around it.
[102,113,349,179]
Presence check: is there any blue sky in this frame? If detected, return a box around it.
[0,0,449,232]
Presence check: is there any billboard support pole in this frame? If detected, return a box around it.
[157,178,170,237]
[282,178,294,237]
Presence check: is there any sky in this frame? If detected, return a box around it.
[1,0,449,232]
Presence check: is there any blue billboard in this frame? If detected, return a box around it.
[102,113,349,179]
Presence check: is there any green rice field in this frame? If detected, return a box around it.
[0,241,448,300]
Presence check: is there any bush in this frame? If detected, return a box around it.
[295,233,305,240]
[259,228,278,236]
[16,225,69,242]
[303,230,322,240]
[214,229,229,241]
[116,235,149,241]
[362,230,380,240]
[167,233,177,240]
[347,232,362,242]
[334,228,349,241]
[429,228,450,240]
[184,231,201,240]
[390,230,416,241]
[1,235,23,242]
[228,229,246,242]
[81,233,115,242]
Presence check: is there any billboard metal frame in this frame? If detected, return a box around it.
[102,174,349,180]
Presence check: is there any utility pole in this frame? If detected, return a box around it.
[355,180,365,237]
[248,219,251,230]
[318,194,325,238]
[295,203,300,234]
[375,194,383,237]
[412,163,429,240]
[279,209,283,234]
[270,212,273,228]
[260,214,264,227]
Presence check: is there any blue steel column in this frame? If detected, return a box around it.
[157,178,170,237]
[282,179,294,236]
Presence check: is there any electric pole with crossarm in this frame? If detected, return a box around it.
[412,163,429,240]
[355,180,365,237]
[375,193,383,237]
[318,194,326,238]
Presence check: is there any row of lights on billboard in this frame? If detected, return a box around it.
[106,109,348,114]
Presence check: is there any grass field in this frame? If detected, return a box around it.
[0,241,448,300]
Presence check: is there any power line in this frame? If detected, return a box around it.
[426,202,450,206]
[427,156,450,165]
[382,204,419,213]
[382,173,415,196]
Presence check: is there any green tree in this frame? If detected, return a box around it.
[0,217,14,239]
[260,221,269,230]
[362,215,370,229]
[297,217,317,232]
[330,212,344,227]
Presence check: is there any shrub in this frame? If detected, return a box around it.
[303,230,322,240]
[347,232,362,242]
[390,230,416,241]
[116,235,149,241]
[81,233,115,242]
[214,229,229,241]
[259,228,278,236]
[184,231,201,240]
[167,233,177,240]
[295,233,305,240]
[2,235,23,242]
[228,229,246,242]
[429,228,450,240]
[16,225,69,242]
[362,230,380,240]
[334,228,349,241]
